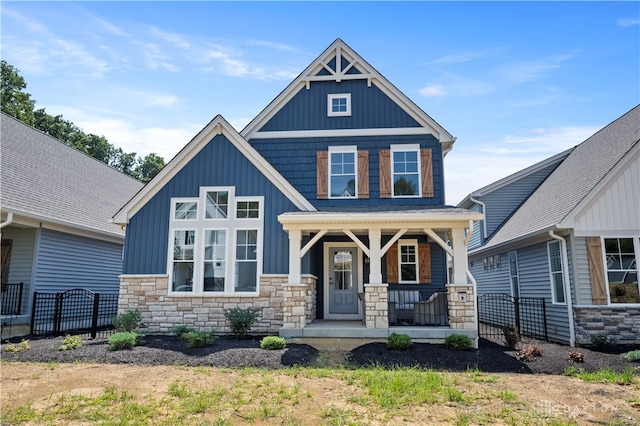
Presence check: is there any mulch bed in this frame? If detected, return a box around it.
[2,335,638,375]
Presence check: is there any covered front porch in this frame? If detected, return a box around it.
[277,208,483,343]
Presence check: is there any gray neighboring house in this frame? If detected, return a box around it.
[459,105,640,346]
[0,113,144,338]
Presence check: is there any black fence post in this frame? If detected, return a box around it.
[53,292,63,336]
[513,296,520,336]
[30,291,38,335]
[17,282,24,315]
[541,298,548,342]
[91,293,100,339]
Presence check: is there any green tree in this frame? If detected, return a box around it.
[1,60,35,125]
[111,148,139,176]
[135,153,165,183]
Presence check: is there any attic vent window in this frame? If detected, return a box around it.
[328,93,351,117]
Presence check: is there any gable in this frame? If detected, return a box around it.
[122,132,302,275]
[241,39,455,151]
[258,79,421,132]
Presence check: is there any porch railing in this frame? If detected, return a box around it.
[388,289,448,326]
[1,282,24,315]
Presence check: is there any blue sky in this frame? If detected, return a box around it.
[2,1,638,204]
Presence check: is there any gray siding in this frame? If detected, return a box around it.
[481,161,562,238]
[34,229,122,293]
[571,236,595,306]
[517,242,571,343]
[1,226,37,315]
[470,253,511,294]
[467,203,483,250]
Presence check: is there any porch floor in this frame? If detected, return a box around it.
[280,319,476,343]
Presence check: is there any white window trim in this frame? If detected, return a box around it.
[390,143,422,198]
[328,145,358,199]
[171,197,198,221]
[167,187,263,297]
[508,251,520,297]
[602,236,640,306]
[398,239,419,284]
[547,240,566,305]
[327,93,351,117]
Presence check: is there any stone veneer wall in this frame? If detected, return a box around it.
[282,277,317,329]
[118,274,316,334]
[364,284,389,329]
[447,285,476,330]
[575,307,640,345]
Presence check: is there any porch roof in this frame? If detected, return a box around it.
[279,207,483,231]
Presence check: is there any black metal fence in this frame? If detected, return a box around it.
[477,293,548,343]
[388,289,448,326]
[1,282,24,315]
[31,289,119,338]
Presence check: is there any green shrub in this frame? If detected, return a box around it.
[223,307,259,338]
[172,324,195,340]
[113,309,142,332]
[183,330,217,348]
[387,332,412,350]
[589,332,617,350]
[59,335,82,351]
[4,339,30,352]
[621,350,640,362]
[444,334,474,350]
[260,336,286,350]
[502,326,520,349]
[107,332,142,351]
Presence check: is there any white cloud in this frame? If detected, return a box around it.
[418,84,446,97]
[425,48,504,67]
[498,51,578,84]
[418,73,494,99]
[617,18,640,27]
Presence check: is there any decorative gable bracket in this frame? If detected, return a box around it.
[304,44,373,88]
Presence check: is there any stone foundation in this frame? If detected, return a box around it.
[118,274,316,334]
[575,307,640,345]
[447,285,476,330]
[281,277,317,329]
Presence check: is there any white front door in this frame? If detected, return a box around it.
[325,243,362,320]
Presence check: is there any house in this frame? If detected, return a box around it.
[0,112,144,338]
[459,105,640,345]
[113,39,483,343]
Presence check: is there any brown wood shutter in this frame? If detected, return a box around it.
[316,151,328,199]
[357,150,369,199]
[418,242,432,283]
[379,150,391,198]
[586,237,607,305]
[1,240,12,284]
[386,243,398,283]
[421,149,434,198]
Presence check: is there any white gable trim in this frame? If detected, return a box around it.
[240,39,455,148]
[113,115,315,224]
[561,141,640,231]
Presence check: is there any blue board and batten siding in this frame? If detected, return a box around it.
[259,80,421,132]
[34,229,122,294]
[123,134,299,275]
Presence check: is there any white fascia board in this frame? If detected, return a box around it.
[240,39,456,148]
[2,207,125,244]
[560,142,639,230]
[113,115,315,224]
[250,127,433,140]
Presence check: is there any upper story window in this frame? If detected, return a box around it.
[548,241,565,304]
[605,237,639,304]
[327,93,351,117]
[168,187,263,296]
[391,144,421,197]
[329,146,357,198]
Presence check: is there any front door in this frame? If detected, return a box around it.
[326,245,361,319]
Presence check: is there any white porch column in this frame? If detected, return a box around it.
[368,228,383,284]
[451,227,468,284]
[288,228,302,284]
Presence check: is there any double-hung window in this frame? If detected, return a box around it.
[327,93,351,117]
[548,241,565,304]
[604,237,639,304]
[398,240,419,283]
[508,251,520,297]
[329,146,357,198]
[391,144,421,197]
[168,187,263,296]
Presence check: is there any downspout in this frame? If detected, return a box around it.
[465,220,480,349]
[469,196,487,241]
[0,212,14,238]
[549,230,576,347]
